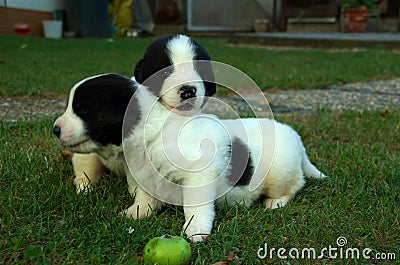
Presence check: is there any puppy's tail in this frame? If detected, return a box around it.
[302,153,328,179]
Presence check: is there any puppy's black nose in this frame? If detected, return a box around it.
[53,125,61,138]
[179,85,197,100]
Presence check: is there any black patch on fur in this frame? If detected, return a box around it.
[134,35,175,97]
[192,38,216,97]
[133,35,216,98]
[72,74,140,146]
[227,137,254,187]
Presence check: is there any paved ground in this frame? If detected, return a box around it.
[1,78,399,121]
[263,78,399,114]
[236,32,400,42]
[229,33,400,49]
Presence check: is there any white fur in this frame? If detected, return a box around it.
[123,86,328,243]
[122,35,328,243]
[218,119,327,209]
[167,35,196,65]
[124,87,226,242]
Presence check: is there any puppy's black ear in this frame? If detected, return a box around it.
[195,60,216,97]
[192,39,216,97]
[134,58,145,83]
[204,81,216,97]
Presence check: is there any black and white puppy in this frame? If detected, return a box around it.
[53,73,140,193]
[122,34,328,243]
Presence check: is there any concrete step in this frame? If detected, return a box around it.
[287,17,338,33]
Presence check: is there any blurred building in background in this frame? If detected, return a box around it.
[0,0,399,37]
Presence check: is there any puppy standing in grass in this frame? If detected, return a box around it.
[122,35,328,242]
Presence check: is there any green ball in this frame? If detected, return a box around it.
[143,234,192,265]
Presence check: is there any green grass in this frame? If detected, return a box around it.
[1,110,399,264]
[1,36,400,96]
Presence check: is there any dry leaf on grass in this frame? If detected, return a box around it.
[211,249,239,265]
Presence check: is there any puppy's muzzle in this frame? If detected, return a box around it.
[53,125,61,138]
[179,85,197,101]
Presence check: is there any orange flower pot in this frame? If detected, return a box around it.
[342,8,369,33]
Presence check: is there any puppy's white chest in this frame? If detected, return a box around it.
[153,115,230,177]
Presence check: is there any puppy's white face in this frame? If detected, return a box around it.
[53,74,138,153]
[160,62,206,113]
[134,35,216,115]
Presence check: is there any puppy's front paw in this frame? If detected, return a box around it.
[183,221,211,243]
[265,197,288,209]
[74,180,93,194]
[188,234,209,243]
[123,203,153,219]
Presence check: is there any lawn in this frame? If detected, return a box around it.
[0,36,399,264]
[1,36,400,96]
[1,111,399,264]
